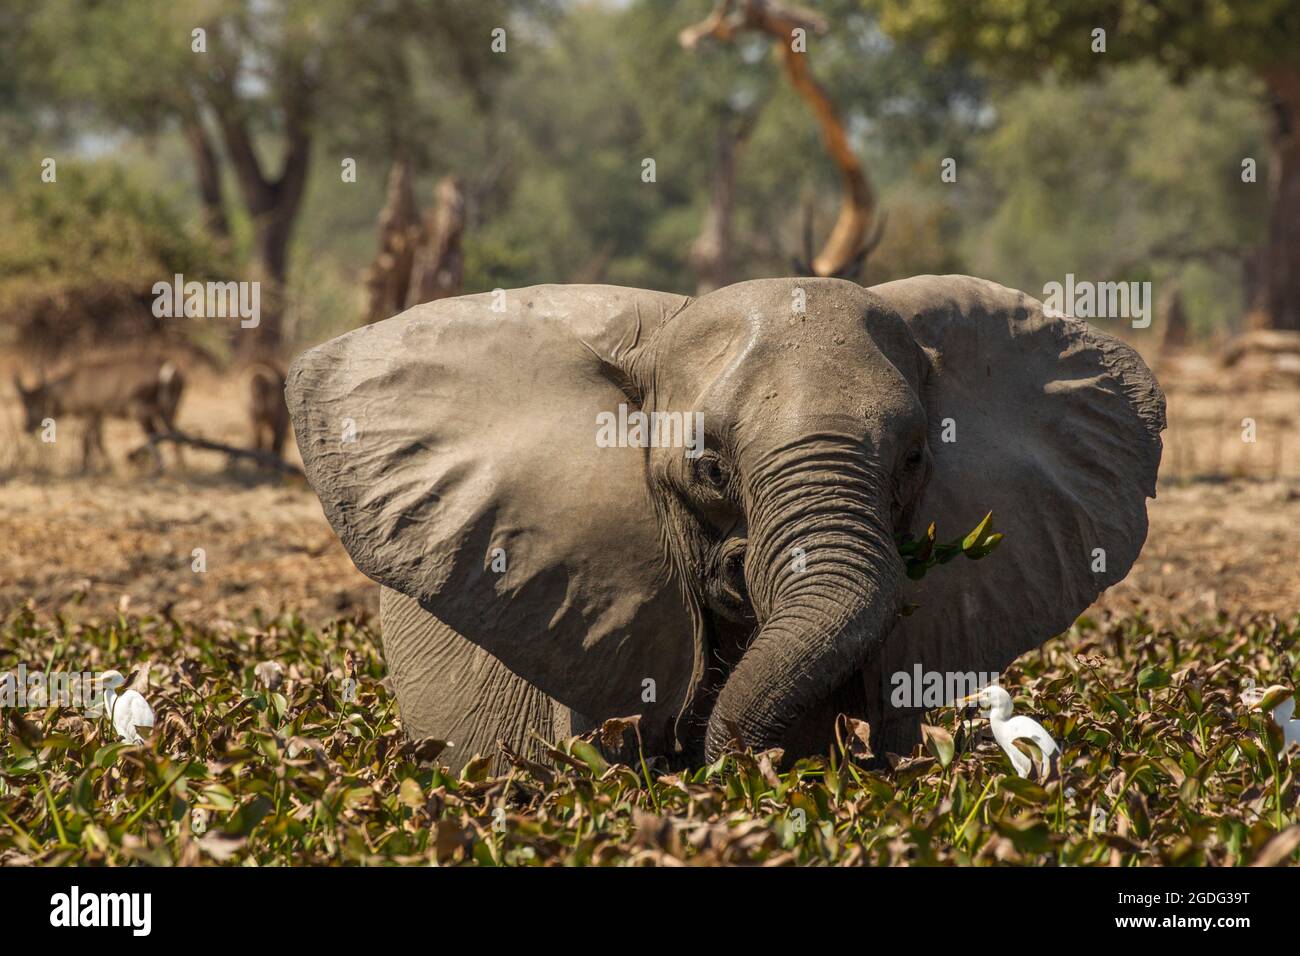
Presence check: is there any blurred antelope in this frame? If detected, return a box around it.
[13,356,185,471]
[248,362,289,460]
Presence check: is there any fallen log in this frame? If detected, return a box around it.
[130,429,304,477]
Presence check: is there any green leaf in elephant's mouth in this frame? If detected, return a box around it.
[897,511,1004,583]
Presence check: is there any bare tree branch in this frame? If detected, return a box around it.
[681,0,877,279]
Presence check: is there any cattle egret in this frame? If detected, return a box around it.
[1241,685,1300,749]
[1278,696,1300,748]
[955,685,1058,779]
[100,669,154,744]
[254,660,285,692]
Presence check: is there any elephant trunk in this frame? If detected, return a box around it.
[704,439,901,760]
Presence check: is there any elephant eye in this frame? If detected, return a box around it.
[904,446,924,469]
[695,454,728,490]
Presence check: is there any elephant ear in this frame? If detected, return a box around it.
[867,275,1165,741]
[286,285,697,727]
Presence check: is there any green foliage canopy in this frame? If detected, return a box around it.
[869,0,1300,78]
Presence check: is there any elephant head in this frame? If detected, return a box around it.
[287,276,1164,763]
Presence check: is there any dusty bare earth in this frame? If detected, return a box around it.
[0,475,375,622]
[1,354,1298,626]
[0,368,376,624]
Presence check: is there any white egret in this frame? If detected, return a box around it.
[955,685,1058,779]
[1276,696,1300,748]
[100,669,154,744]
[1240,685,1300,749]
[254,660,285,692]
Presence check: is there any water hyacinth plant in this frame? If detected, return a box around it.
[2,605,1299,866]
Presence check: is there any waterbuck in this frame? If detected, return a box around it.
[13,355,185,471]
[248,362,288,460]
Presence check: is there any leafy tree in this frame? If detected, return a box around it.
[466,0,982,294]
[16,0,514,355]
[0,161,229,358]
[963,64,1266,335]
[868,0,1300,330]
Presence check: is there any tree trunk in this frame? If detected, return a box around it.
[406,175,466,307]
[1158,280,1188,351]
[690,122,746,294]
[363,168,466,321]
[244,128,310,358]
[363,157,421,324]
[181,112,229,240]
[209,82,312,358]
[1250,66,1300,331]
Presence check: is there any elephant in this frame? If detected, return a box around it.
[286,275,1165,771]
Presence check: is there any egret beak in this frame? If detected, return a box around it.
[952,692,983,709]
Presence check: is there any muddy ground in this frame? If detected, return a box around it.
[1,354,1298,626]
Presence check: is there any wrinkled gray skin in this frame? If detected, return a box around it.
[288,276,1165,771]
